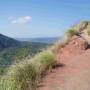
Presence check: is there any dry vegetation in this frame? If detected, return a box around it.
[0,51,56,90]
[87,29,90,35]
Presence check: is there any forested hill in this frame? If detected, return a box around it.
[0,34,21,49]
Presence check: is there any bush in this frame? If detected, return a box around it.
[0,51,55,90]
[35,51,55,72]
[87,29,90,36]
[67,29,78,37]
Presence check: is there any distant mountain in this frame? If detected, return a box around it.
[0,34,21,49]
[16,37,60,44]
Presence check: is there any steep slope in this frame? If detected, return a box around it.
[0,34,21,49]
[38,21,90,90]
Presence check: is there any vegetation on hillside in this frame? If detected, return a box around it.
[66,29,78,37]
[0,51,55,90]
[0,34,21,50]
[0,42,48,76]
[0,34,52,90]
[87,29,90,36]
[49,29,79,54]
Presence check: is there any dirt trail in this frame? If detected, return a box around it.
[38,36,90,90]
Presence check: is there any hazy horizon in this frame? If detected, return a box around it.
[0,0,90,38]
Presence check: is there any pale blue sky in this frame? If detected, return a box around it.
[0,0,90,38]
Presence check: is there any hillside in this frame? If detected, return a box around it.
[0,34,49,75]
[0,42,48,75]
[0,34,21,49]
[38,21,90,90]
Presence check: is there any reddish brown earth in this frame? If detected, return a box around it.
[38,36,90,90]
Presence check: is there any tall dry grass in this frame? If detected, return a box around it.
[0,51,55,90]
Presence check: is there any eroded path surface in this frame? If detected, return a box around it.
[38,36,90,90]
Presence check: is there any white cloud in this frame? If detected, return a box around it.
[10,16,32,24]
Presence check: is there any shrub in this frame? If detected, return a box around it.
[0,51,55,90]
[87,29,90,36]
[67,29,78,37]
[36,51,55,71]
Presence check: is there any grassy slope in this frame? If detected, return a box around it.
[0,51,56,90]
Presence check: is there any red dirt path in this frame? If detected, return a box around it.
[38,36,90,90]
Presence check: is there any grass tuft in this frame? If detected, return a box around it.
[66,29,78,37]
[87,29,90,36]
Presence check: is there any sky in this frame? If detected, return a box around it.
[0,0,90,38]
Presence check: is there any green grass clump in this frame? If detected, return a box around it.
[0,51,55,90]
[35,51,55,72]
[67,29,78,37]
[87,29,90,36]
